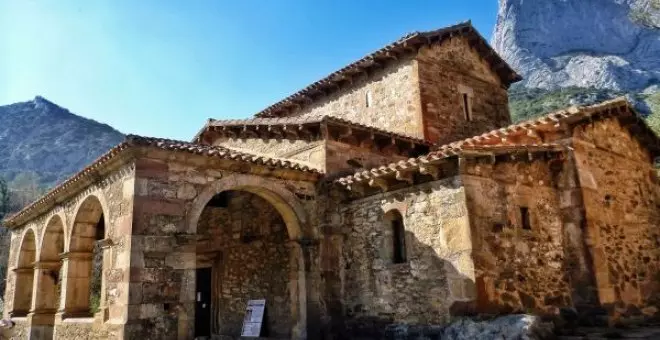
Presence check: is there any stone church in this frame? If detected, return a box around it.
[2,22,659,339]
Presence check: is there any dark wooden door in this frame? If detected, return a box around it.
[195,267,212,337]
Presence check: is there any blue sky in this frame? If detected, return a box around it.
[0,1,498,140]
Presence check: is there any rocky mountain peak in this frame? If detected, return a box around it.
[493,0,660,91]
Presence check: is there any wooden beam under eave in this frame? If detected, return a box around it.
[369,177,389,192]
[395,170,414,185]
[419,164,440,180]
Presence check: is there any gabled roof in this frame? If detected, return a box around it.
[253,21,521,118]
[4,135,321,228]
[194,114,431,154]
[336,97,660,193]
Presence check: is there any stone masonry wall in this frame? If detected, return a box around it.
[128,151,319,340]
[462,157,573,315]
[3,162,135,339]
[572,118,660,322]
[197,191,292,338]
[288,58,423,138]
[325,140,408,177]
[336,177,475,337]
[416,36,511,145]
[214,138,325,170]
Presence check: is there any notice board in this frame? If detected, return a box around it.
[240,299,266,337]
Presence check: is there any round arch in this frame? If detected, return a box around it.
[187,174,311,240]
[186,174,310,338]
[39,213,66,261]
[12,228,37,316]
[67,193,109,252]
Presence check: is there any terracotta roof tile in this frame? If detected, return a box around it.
[254,21,521,118]
[335,97,658,189]
[4,135,321,227]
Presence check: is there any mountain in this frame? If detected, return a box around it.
[493,0,660,91]
[0,96,124,191]
[493,0,660,136]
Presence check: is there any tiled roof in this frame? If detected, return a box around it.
[196,114,432,146]
[254,21,521,118]
[4,135,321,227]
[335,97,659,190]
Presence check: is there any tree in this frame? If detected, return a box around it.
[0,177,9,221]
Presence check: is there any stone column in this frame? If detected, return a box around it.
[56,251,94,319]
[95,238,114,323]
[299,238,321,340]
[27,260,61,340]
[10,267,34,317]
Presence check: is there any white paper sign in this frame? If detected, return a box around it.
[241,299,266,337]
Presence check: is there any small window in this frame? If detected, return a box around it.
[365,91,373,108]
[390,211,407,264]
[462,93,471,121]
[458,85,473,121]
[520,207,531,230]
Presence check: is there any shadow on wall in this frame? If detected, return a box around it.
[338,228,480,339]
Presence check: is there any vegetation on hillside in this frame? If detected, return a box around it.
[509,86,660,136]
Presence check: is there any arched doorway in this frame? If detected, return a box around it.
[32,215,65,315]
[61,195,106,317]
[194,189,305,339]
[12,229,37,317]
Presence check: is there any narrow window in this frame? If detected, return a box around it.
[458,84,474,121]
[520,207,531,230]
[391,213,407,264]
[365,91,372,108]
[462,93,471,121]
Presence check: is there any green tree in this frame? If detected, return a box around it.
[0,177,9,221]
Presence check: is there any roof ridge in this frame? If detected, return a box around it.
[251,21,520,118]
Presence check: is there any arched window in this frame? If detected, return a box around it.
[384,210,407,264]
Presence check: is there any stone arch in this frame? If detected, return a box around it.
[12,228,37,316]
[67,193,109,252]
[60,193,108,318]
[187,174,311,240]
[31,214,66,316]
[187,174,310,338]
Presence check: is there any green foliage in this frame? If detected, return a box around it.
[0,178,9,221]
[508,86,660,137]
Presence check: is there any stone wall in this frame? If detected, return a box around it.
[572,118,660,322]
[335,177,475,337]
[325,140,408,177]
[287,58,423,138]
[416,36,511,145]
[128,151,319,340]
[462,157,573,315]
[214,138,325,170]
[197,191,292,338]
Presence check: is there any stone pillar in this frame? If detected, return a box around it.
[57,251,94,319]
[299,238,321,340]
[27,260,61,339]
[95,238,114,323]
[10,267,34,317]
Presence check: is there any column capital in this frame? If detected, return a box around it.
[12,266,33,274]
[32,261,61,270]
[59,251,93,260]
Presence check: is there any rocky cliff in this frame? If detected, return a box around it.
[0,96,124,190]
[493,0,660,91]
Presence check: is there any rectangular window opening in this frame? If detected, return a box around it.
[462,93,471,121]
[520,207,531,230]
[392,219,407,264]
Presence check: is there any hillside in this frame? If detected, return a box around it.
[0,96,124,192]
[494,0,660,136]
